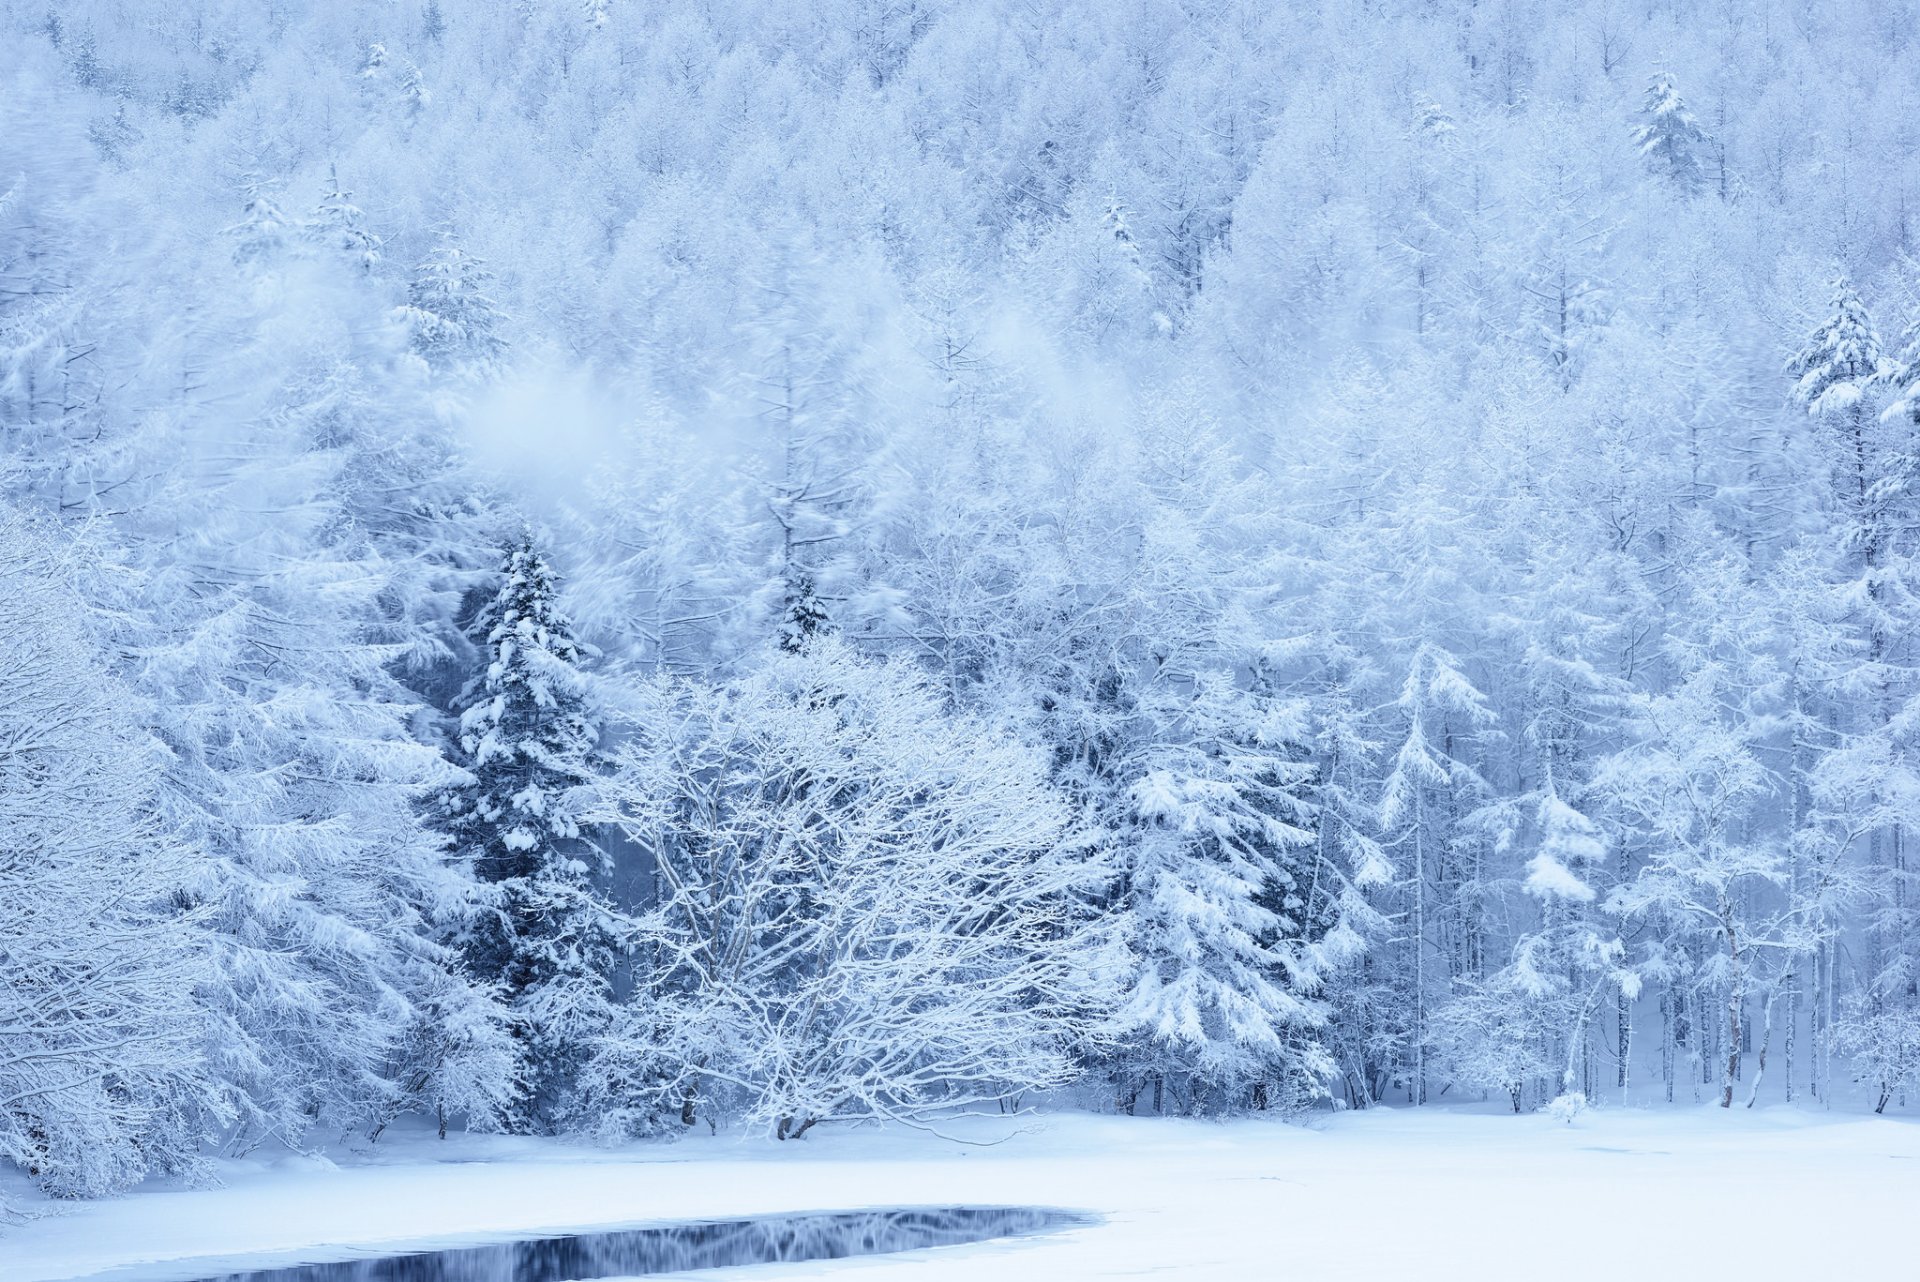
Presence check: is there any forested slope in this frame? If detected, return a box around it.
[5,0,1920,1204]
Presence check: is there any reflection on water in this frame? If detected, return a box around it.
[172,1206,1081,1281]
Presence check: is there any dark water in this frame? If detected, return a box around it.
[137,1206,1082,1282]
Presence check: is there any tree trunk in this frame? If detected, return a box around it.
[1745,989,1773,1108]
[1413,816,1427,1106]
[1619,989,1632,1106]
[1721,923,1743,1109]
[1784,965,1798,1105]
[1661,988,1675,1104]
[1617,988,1630,1091]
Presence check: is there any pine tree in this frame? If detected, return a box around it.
[305,165,382,275]
[448,530,619,1128]
[777,572,828,653]
[1118,676,1341,1113]
[1789,277,1886,421]
[1880,276,1920,429]
[1787,277,1896,569]
[399,231,508,376]
[225,184,293,269]
[398,60,432,118]
[1634,71,1709,196]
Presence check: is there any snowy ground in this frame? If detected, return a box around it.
[5,1107,1917,1282]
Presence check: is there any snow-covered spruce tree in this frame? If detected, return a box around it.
[0,523,213,1202]
[1787,277,1892,556]
[224,184,293,270]
[1882,276,1920,429]
[1786,282,1920,1106]
[448,530,621,1130]
[1042,387,1363,1116]
[304,165,382,275]
[1117,678,1345,1115]
[398,230,508,377]
[1633,71,1709,196]
[777,571,829,654]
[588,637,1118,1139]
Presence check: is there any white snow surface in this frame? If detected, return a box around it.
[4,1108,1916,1281]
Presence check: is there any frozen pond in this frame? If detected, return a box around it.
[108,1206,1085,1282]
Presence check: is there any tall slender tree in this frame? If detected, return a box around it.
[447,530,619,1128]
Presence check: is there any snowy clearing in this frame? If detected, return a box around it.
[6,1109,1917,1282]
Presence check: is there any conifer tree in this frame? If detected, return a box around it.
[399,231,507,375]
[1633,71,1709,196]
[225,185,293,269]
[777,572,828,653]
[1880,283,1920,429]
[1787,277,1893,564]
[305,165,382,275]
[1117,678,1342,1114]
[448,530,619,1128]
[1789,277,1887,420]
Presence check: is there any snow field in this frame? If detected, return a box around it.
[6,1109,1916,1282]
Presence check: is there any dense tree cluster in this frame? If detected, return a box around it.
[7,0,1920,1205]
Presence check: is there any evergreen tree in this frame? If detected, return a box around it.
[777,571,829,653]
[1786,278,1898,585]
[448,530,619,1128]
[1880,276,1920,428]
[1633,71,1709,196]
[305,165,382,275]
[106,192,520,1152]
[399,231,508,376]
[1788,277,1887,422]
[1378,641,1498,1104]
[1117,677,1341,1114]
[225,185,293,269]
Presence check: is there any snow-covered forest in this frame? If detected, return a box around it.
[6,0,1920,1210]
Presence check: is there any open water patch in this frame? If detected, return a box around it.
[91,1206,1088,1281]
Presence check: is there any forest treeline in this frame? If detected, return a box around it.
[5,0,1920,1206]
